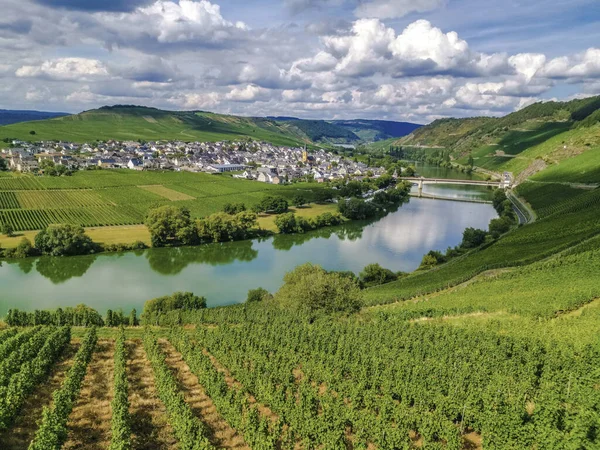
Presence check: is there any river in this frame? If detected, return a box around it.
[0,165,498,314]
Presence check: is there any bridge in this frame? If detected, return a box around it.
[398,176,508,197]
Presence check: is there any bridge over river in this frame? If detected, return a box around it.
[399,176,508,204]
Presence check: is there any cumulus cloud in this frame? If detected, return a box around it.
[355,0,446,20]
[94,0,248,51]
[16,58,109,81]
[225,84,271,102]
[539,48,600,80]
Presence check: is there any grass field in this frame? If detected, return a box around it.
[0,107,308,148]
[530,146,600,183]
[0,170,332,232]
[0,203,339,248]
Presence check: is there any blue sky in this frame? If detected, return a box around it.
[0,0,599,122]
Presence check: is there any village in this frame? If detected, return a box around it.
[0,139,390,184]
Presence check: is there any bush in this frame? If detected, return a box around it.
[0,222,14,237]
[338,198,378,220]
[247,287,271,303]
[274,263,363,315]
[360,263,398,287]
[254,196,289,214]
[143,292,207,319]
[145,205,196,247]
[461,227,488,249]
[3,237,36,259]
[34,224,98,257]
[223,202,247,215]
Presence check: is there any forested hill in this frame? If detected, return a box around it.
[0,105,421,147]
[381,95,600,181]
[0,109,69,126]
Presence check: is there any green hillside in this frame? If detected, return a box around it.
[0,106,309,147]
[0,105,422,148]
[375,95,600,181]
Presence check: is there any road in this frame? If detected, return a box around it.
[506,191,536,224]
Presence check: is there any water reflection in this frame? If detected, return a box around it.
[146,240,259,275]
[0,194,498,313]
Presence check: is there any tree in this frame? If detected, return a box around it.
[0,157,7,171]
[338,198,378,220]
[461,227,488,249]
[145,205,196,247]
[106,309,114,327]
[274,263,363,315]
[292,194,307,208]
[419,250,446,270]
[34,224,98,256]
[274,213,299,234]
[489,216,512,238]
[255,196,289,214]
[129,309,139,326]
[223,202,246,215]
[1,221,14,237]
[247,288,271,303]
[143,291,207,320]
[29,130,36,135]
[359,263,398,287]
[404,165,416,177]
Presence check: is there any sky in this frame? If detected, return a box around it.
[1,0,599,123]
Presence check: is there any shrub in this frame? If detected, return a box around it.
[34,224,98,257]
[247,287,271,303]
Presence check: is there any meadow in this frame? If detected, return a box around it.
[0,170,331,232]
[0,107,307,148]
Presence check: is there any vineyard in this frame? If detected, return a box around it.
[0,287,598,450]
[0,171,330,231]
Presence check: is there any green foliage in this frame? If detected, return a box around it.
[143,331,214,449]
[196,211,257,243]
[2,237,36,259]
[29,327,97,450]
[110,328,131,450]
[292,194,307,207]
[359,263,398,287]
[222,202,247,215]
[489,216,513,238]
[34,223,98,256]
[337,198,378,220]
[254,196,289,214]
[461,227,488,248]
[274,263,363,315]
[246,287,271,303]
[0,221,14,237]
[143,292,207,325]
[0,157,7,171]
[145,205,196,247]
[0,326,71,430]
[6,305,104,327]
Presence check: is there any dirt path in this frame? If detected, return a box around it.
[63,339,115,450]
[127,339,178,450]
[158,340,250,450]
[0,342,79,450]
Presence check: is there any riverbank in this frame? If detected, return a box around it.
[0,203,339,249]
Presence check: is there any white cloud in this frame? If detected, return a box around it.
[225,84,271,102]
[508,53,546,81]
[169,92,222,108]
[16,58,109,81]
[355,0,446,20]
[389,19,470,72]
[539,48,600,79]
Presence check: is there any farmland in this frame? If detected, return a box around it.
[0,170,331,232]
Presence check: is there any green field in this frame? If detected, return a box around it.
[0,170,331,231]
[530,146,600,183]
[0,106,308,147]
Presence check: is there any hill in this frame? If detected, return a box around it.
[0,109,69,126]
[375,95,600,180]
[0,105,421,147]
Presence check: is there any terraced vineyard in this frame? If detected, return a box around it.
[0,171,330,231]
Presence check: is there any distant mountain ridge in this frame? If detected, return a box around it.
[0,105,422,147]
[0,109,70,126]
